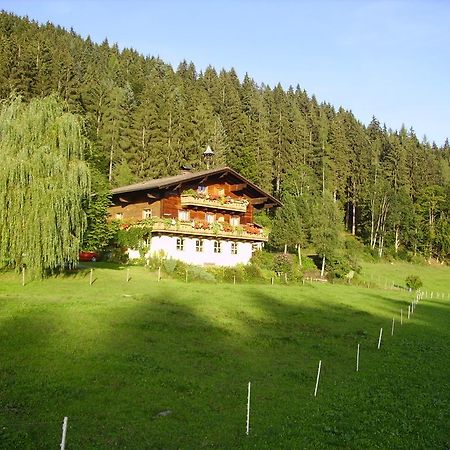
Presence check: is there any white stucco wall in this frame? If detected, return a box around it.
[144,235,254,266]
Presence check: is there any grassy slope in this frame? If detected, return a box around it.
[0,262,449,449]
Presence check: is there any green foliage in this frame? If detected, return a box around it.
[405,275,423,290]
[0,94,90,277]
[0,12,449,263]
[113,223,152,256]
[250,250,274,270]
[1,265,449,448]
[272,253,295,274]
[163,258,177,274]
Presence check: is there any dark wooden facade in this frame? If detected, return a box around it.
[109,168,280,226]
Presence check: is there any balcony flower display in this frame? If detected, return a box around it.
[180,190,249,212]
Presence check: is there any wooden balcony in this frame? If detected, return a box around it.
[180,195,248,213]
[151,221,268,242]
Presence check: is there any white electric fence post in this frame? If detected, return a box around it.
[22,266,25,286]
[89,268,93,286]
[246,382,251,435]
[158,266,161,282]
[377,328,383,349]
[408,305,411,319]
[400,308,403,325]
[60,416,68,450]
[356,344,360,372]
[314,360,322,397]
[391,317,395,336]
[126,268,130,282]
[233,275,236,285]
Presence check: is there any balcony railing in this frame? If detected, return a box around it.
[151,220,268,242]
[180,194,248,212]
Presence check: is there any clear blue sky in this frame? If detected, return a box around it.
[2,0,449,144]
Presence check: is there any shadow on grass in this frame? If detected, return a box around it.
[0,282,449,449]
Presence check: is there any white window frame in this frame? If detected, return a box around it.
[230,216,240,227]
[115,212,124,220]
[142,209,152,219]
[205,212,215,224]
[178,210,190,221]
[214,241,221,254]
[195,239,203,253]
[176,238,184,251]
[231,242,238,255]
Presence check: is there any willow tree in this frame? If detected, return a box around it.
[0,95,91,277]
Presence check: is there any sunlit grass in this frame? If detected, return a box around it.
[0,263,449,449]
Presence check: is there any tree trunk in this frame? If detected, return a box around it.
[352,201,356,235]
[320,255,325,278]
[394,226,400,253]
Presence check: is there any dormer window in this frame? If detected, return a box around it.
[198,185,207,194]
[142,209,152,219]
[205,213,215,224]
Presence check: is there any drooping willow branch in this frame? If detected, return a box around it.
[0,95,91,277]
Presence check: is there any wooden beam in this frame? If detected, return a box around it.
[146,192,160,199]
[229,183,247,192]
[118,197,129,203]
[262,203,277,209]
[250,197,268,205]
[200,176,209,184]
[219,172,228,179]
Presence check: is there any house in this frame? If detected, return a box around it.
[109,167,281,266]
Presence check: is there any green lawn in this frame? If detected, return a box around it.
[0,263,449,449]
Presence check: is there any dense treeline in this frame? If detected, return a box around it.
[1,11,449,261]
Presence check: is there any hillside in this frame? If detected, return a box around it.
[0,263,448,448]
[1,11,450,261]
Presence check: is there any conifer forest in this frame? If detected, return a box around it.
[1,12,449,261]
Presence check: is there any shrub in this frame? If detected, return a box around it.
[189,265,216,282]
[272,253,295,275]
[163,258,177,274]
[405,275,423,291]
[244,263,265,281]
[300,255,317,270]
[223,265,246,282]
[250,250,274,270]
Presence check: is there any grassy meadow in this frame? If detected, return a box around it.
[0,262,449,449]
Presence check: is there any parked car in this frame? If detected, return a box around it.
[79,251,100,262]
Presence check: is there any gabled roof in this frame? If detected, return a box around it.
[111,166,282,206]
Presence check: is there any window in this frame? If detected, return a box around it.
[142,209,152,219]
[252,243,261,252]
[198,185,208,194]
[231,242,238,255]
[214,241,221,253]
[176,238,184,251]
[178,210,190,221]
[230,216,240,227]
[195,239,203,252]
[115,212,123,220]
[205,213,215,224]
[218,188,225,197]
